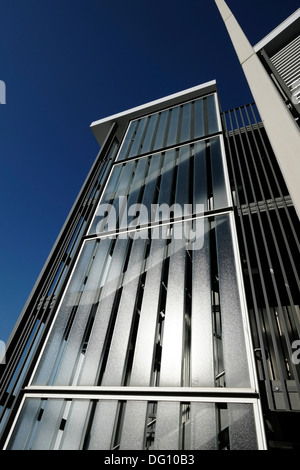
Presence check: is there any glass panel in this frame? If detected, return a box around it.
[228,403,258,450]
[154,402,181,450]
[191,218,214,386]
[101,237,148,386]
[59,400,90,450]
[117,120,138,161]
[68,241,96,293]
[99,161,136,233]
[159,232,186,386]
[87,400,119,449]
[7,399,260,450]
[32,241,97,385]
[53,240,112,386]
[194,98,205,139]
[99,164,123,205]
[215,215,251,388]
[129,118,148,158]
[122,157,149,229]
[52,293,95,385]
[166,105,180,147]
[114,160,136,195]
[31,399,64,450]
[91,136,229,235]
[83,238,112,290]
[138,153,163,226]
[153,149,176,222]
[193,140,208,212]
[153,110,168,151]
[7,398,41,450]
[210,137,229,209]
[180,102,192,142]
[206,94,219,134]
[119,401,148,450]
[188,403,217,450]
[89,164,123,234]
[78,237,130,385]
[174,146,191,218]
[130,235,168,386]
[117,94,219,162]
[142,114,158,154]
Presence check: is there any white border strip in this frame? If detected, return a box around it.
[24,385,257,395]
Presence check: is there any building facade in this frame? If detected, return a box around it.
[223,103,300,449]
[0,82,267,450]
[254,8,300,126]
[1,4,300,452]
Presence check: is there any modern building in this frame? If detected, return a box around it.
[216,0,300,450]
[0,3,299,451]
[215,0,300,221]
[254,8,300,126]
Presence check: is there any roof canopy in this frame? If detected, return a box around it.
[90,80,217,147]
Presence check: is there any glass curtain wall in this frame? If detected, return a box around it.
[4,93,265,450]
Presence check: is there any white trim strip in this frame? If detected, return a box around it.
[24,385,257,395]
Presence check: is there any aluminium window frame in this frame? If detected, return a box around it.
[3,387,267,450]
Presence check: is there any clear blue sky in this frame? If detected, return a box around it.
[0,0,299,343]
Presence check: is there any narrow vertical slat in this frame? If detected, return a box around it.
[130,235,167,386]
[154,150,176,222]
[117,120,138,161]
[32,241,97,385]
[60,400,90,450]
[119,401,148,450]
[53,239,112,385]
[180,102,192,142]
[159,232,186,387]
[101,237,147,386]
[87,400,118,449]
[139,154,163,225]
[129,118,148,158]
[6,398,41,450]
[191,218,214,386]
[228,403,258,450]
[153,110,169,151]
[153,402,181,450]
[78,238,130,385]
[174,146,191,217]
[210,137,229,210]
[167,106,180,147]
[31,399,64,449]
[193,141,208,212]
[194,98,205,139]
[215,214,251,388]
[189,403,217,450]
[142,114,158,154]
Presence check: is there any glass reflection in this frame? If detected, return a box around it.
[117,94,219,161]
[7,398,258,450]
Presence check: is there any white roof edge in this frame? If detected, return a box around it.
[254,8,300,52]
[90,80,217,128]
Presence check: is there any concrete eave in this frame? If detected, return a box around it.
[90,81,218,147]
